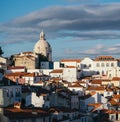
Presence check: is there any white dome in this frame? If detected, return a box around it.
[33,31,52,61]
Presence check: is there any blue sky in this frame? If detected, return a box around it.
[0,0,120,61]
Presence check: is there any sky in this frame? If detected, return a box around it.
[0,0,120,61]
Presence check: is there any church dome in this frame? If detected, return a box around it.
[33,31,52,61]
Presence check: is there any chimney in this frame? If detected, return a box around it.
[14,102,21,109]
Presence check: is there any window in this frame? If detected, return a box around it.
[89,64,91,67]
[84,64,87,68]
[106,63,109,67]
[6,89,9,97]
[101,63,104,67]
[16,88,21,97]
[96,63,100,67]
[102,70,104,75]
[111,63,114,67]
[11,91,13,97]
[4,89,9,97]
[111,115,115,120]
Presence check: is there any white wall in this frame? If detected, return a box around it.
[94,61,118,75]
[80,57,94,70]
[26,92,44,107]
[63,68,77,82]
[54,62,61,69]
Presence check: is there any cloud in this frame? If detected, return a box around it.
[1,3,120,43]
[63,44,120,57]
[1,3,120,58]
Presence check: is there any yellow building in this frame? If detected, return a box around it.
[14,52,38,69]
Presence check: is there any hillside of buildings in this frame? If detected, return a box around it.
[0,32,120,122]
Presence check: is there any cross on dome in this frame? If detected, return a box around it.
[40,31,45,40]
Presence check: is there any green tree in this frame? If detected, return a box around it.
[0,46,4,56]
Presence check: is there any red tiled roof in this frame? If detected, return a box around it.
[8,66,25,70]
[86,86,105,91]
[69,83,84,88]
[105,109,117,114]
[94,56,116,61]
[5,72,28,77]
[109,99,118,106]
[24,73,35,77]
[22,51,33,54]
[112,77,120,81]
[91,79,102,85]
[113,94,120,99]
[66,66,76,68]
[50,69,63,73]
[4,108,49,119]
[60,59,81,63]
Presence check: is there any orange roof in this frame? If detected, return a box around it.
[86,86,105,91]
[109,99,118,106]
[88,103,102,107]
[112,77,120,81]
[106,109,117,114]
[91,79,102,84]
[50,69,63,73]
[8,66,25,70]
[94,55,116,61]
[5,72,28,77]
[90,91,96,96]
[34,81,43,84]
[60,59,81,63]
[74,80,86,84]
[83,92,96,99]
[24,73,35,77]
[113,94,120,99]
[69,83,84,88]
[4,107,48,119]
[22,51,33,54]
[66,66,76,68]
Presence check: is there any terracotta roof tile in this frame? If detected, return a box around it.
[86,86,105,91]
[60,59,81,63]
[112,77,120,81]
[8,66,25,70]
[66,66,76,68]
[50,69,63,73]
[94,55,116,61]
[91,79,102,85]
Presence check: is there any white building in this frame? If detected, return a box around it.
[23,73,50,85]
[94,56,118,76]
[79,92,108,112]
[80,57,96,77]
[0,57,8,70]
[25,92,50,108]
[50,69,63,78]
[60,59,81,68]
[63,67,77,82]
[0,85,21,107]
